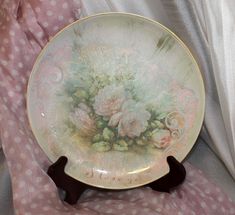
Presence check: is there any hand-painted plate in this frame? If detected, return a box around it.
[27,13,205,189]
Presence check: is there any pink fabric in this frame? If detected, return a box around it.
[0,0,235,214]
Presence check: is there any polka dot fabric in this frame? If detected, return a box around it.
[0,0,235,214]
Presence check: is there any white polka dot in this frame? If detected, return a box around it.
[16,164,22,170]
[3,38,9,44]
[1,60,8,66]
[166,204,171,210]
[26,169,32,176]
[43,22,49,27]
[18,62,23,68]
[9,147,15,154]
[200,201,207,208]
[190,190,196,195]
[35,7,41,13]
[8,90,14,97]
[21,77,26,84]
[160,193,165,199]
[230,208,235,214]
[94,204,100,210]
[118,193,124,198]
[142,202,149,207]
[131,209,137,215]
[107,209,113,214]
[8,161,12,168]
[221,207,226,213]
[35,148,40,154]
[31,17,37,23]
[15,85,21,92]
[36,177,43,183]
[105,200,112,204]
[47,10,53,16]
[50,0,56,6]
[20,153,26,159]
[24,55,31,62]
[151,198,158,204]
[44,184,50,191]
[117,204,124,210]
[130,197,137,202]
[14,46,19,52]
[43,206,50,211]
[14,136,21,143]
[9,54,14,60]
[156,207,162,212]
[12,70,19,76]
[21,199,28,205]
[13,193,19,200]
[9,30,15,36]
[37,31,43,38]
[20,39,26,45]
[53,26,59,31]
[38,193,44,199]
[218,196,224,202]
[8,120,14,126]
[143,208,150,212]
[58,15,64,21]
[212,204,217,210]
[15,24,20,29]
[3,131,9,138]
[30,203,38,209]
[62,2,68,8]
[19,181,26,188]
[69,18,74,23]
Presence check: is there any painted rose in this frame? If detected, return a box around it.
[69,103,96,136]
[151,129,171,149]
[93,85,127,117]
[109,100,150,138]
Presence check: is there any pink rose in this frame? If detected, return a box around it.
[151,129,171,149]
[93,85,127,117]
[69,103,96,136]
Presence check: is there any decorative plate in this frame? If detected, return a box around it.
[27,13,205,189]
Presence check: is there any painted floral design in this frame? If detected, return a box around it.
[59,55,197,153]
[69,104,96,137]
[93,84,127,117]
[151,129,171,149]
[110,100,151,138]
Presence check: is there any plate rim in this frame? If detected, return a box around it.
[26,12,205,189]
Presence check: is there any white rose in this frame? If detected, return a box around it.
[93,85,127,117]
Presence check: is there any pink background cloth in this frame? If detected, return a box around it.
[0,0,235,214]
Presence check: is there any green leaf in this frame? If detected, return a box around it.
[156,112,168,120]
[92,134,103,143]
[113,140,128,151]
[103,127,115,141]
[92,141,111,152]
